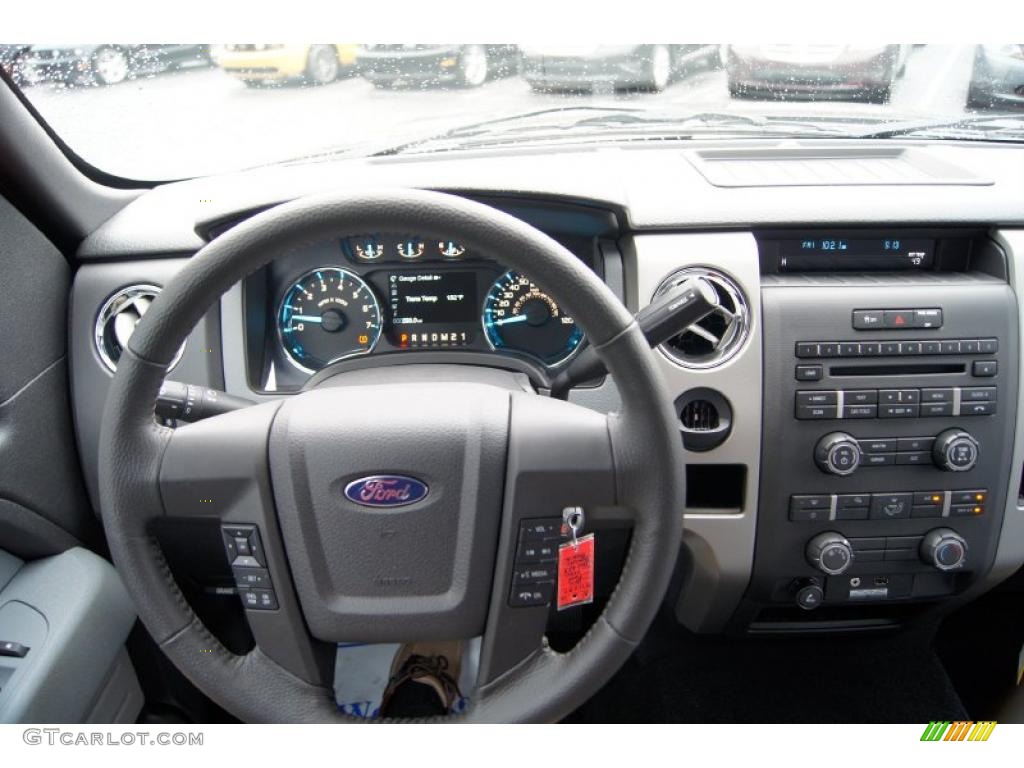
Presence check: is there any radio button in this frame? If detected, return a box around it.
[960,340,980,354]
[860,342,881,356]
[859,438,897,453]
[797,405,838,420]
[880,389,920,404]
[880,404,920,418]
[900,341,923,355]
[962,387,996,402]
[922,402,954,417]
[845,390,877,405]
[880,342,901,355]
[863,453,895,466]
[979,338,999,354]
[896,451,930,465]
[796,342,819,358]
[796,365,824,381]
[922,341,942,355]
[843,405,877,419]
[972,360,998,377]
[898,437,934,452]
[962,401,996,416]
[940,340,961,354]
[818,342,840,357]
[839,342,861,356]
[921,388,954,403]
[797,391,837,406]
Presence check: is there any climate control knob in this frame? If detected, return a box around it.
[806,532,854,575]
[932,429,979,472]
[814,432,862,476]
[920,528,968,571]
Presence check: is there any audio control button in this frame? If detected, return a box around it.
[962,402,996,416]
[880,404,919,418]
[933,429,979,472]
[814,433,862,476]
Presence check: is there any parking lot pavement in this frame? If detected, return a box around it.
[21,45,986,180]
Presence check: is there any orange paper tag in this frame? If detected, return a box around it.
[557,533,595,611]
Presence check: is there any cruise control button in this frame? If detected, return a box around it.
[870,493,912,520]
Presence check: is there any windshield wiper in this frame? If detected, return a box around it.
[851,114,1024,140]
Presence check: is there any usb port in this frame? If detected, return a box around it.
[874,576,889,586]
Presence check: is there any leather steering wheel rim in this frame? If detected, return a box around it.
[98,189,685,722]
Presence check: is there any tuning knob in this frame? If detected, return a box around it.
[806,532,854,575]
[814,432,862,476]
[920,528,968,571]
[932,429,979,472]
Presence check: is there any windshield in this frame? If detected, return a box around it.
[5,43,1024,180]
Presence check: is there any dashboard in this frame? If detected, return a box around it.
[246,230,600,391]
[65,139,1024,642]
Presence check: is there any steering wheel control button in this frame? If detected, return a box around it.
[920,528,968,571]
[222,525,278,609]
[233,567,272,589]
[932,429,980,472]
[509,517,564,608]
[242,589,279,611]
[805,532,854,576]
[814,432,862,475]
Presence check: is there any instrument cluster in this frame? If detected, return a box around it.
[262,233,590,386]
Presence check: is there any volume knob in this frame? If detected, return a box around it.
[932,429,979,472]
[814,432,862,476]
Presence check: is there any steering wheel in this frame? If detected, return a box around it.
[98,189,684,723]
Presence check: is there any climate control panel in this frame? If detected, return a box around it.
[748,274,1017,622]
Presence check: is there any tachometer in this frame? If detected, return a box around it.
[278,267,382,372]
[482,271,583,366]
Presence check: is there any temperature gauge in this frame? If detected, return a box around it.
[352,237,385,261]
[397,236,425,260]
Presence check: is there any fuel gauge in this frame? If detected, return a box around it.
[438,239,466,259]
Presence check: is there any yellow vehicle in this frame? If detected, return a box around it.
[215,44,357,86]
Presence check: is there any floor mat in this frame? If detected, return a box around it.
[566,616,967,723]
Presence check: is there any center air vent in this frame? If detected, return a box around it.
[655,267,749,369]
[94,284,185,373]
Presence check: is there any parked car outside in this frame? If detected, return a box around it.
[22,44,211,86]
[966,44,1024,109]
[216,44,358,87]
[519,44,719,92]
[724,44,912,103]
[357,44,518,88]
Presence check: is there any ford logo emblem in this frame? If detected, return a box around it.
[344,475,429,508]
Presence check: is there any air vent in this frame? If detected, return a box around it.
[94,284,184,373]
[655,268,749,369]
[680,399,720,431]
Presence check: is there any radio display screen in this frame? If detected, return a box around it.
[778,238,935,272]
[387,271,478,348]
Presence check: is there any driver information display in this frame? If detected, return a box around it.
[388,271,478,348]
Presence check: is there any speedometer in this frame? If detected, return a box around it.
[482,271,583,366]
[278,267,382,372]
